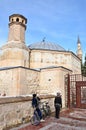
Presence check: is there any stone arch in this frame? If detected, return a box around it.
[16,18,19,22]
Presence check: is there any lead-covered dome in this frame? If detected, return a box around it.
[28,41,65,51]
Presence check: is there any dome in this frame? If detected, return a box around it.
[28,41,65,51]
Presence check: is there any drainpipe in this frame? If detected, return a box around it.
[29,50,31,68]
[67,74,70,108]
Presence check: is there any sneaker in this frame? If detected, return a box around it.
[40,119,45,122]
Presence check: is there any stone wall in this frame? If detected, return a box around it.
[71,53,81,74]
[0,66,71,108]
[0,43,29,68]
[19,67,40,95]
[30,50,81,74]
[39,67,72,107]
[0,66,40,96]
[0,95,55,130]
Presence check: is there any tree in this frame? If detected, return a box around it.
[81,54,86,77]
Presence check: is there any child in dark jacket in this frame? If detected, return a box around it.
[32,94,44,121]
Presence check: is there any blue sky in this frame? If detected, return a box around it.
[0,0,86,61]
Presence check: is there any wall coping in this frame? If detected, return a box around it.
[0,95,55,104]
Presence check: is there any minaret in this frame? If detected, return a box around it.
[77,36,82,60]
[8,14,27,43]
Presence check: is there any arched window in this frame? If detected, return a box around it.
[12,18,14,22]
[16,18,19,22]
[22,20,24,23]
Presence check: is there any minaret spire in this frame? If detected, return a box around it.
[77,36,81,43]
[77,36,82,60]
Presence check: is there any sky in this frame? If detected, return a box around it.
[0,0,86,61]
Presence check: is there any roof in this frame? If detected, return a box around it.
[9,14,27,23]
[28,41,66,51]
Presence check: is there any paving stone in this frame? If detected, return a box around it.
[10,109,86,130]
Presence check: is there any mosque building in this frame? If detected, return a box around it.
[0,14,82,107]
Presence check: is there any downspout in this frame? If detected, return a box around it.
[67,74,70,108]
[29,50,31,68]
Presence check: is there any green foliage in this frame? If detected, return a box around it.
[81,54,86,77]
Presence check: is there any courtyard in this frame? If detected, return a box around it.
[11,108,86,130]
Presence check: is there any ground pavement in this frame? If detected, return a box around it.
[11,108,86,130]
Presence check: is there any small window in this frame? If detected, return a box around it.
[22,20,24,23]
[12,18,14,22]
[16,18,19,22]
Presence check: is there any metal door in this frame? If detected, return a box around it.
[76,81,86,108]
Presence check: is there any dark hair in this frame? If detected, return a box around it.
[33,94,36,97]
